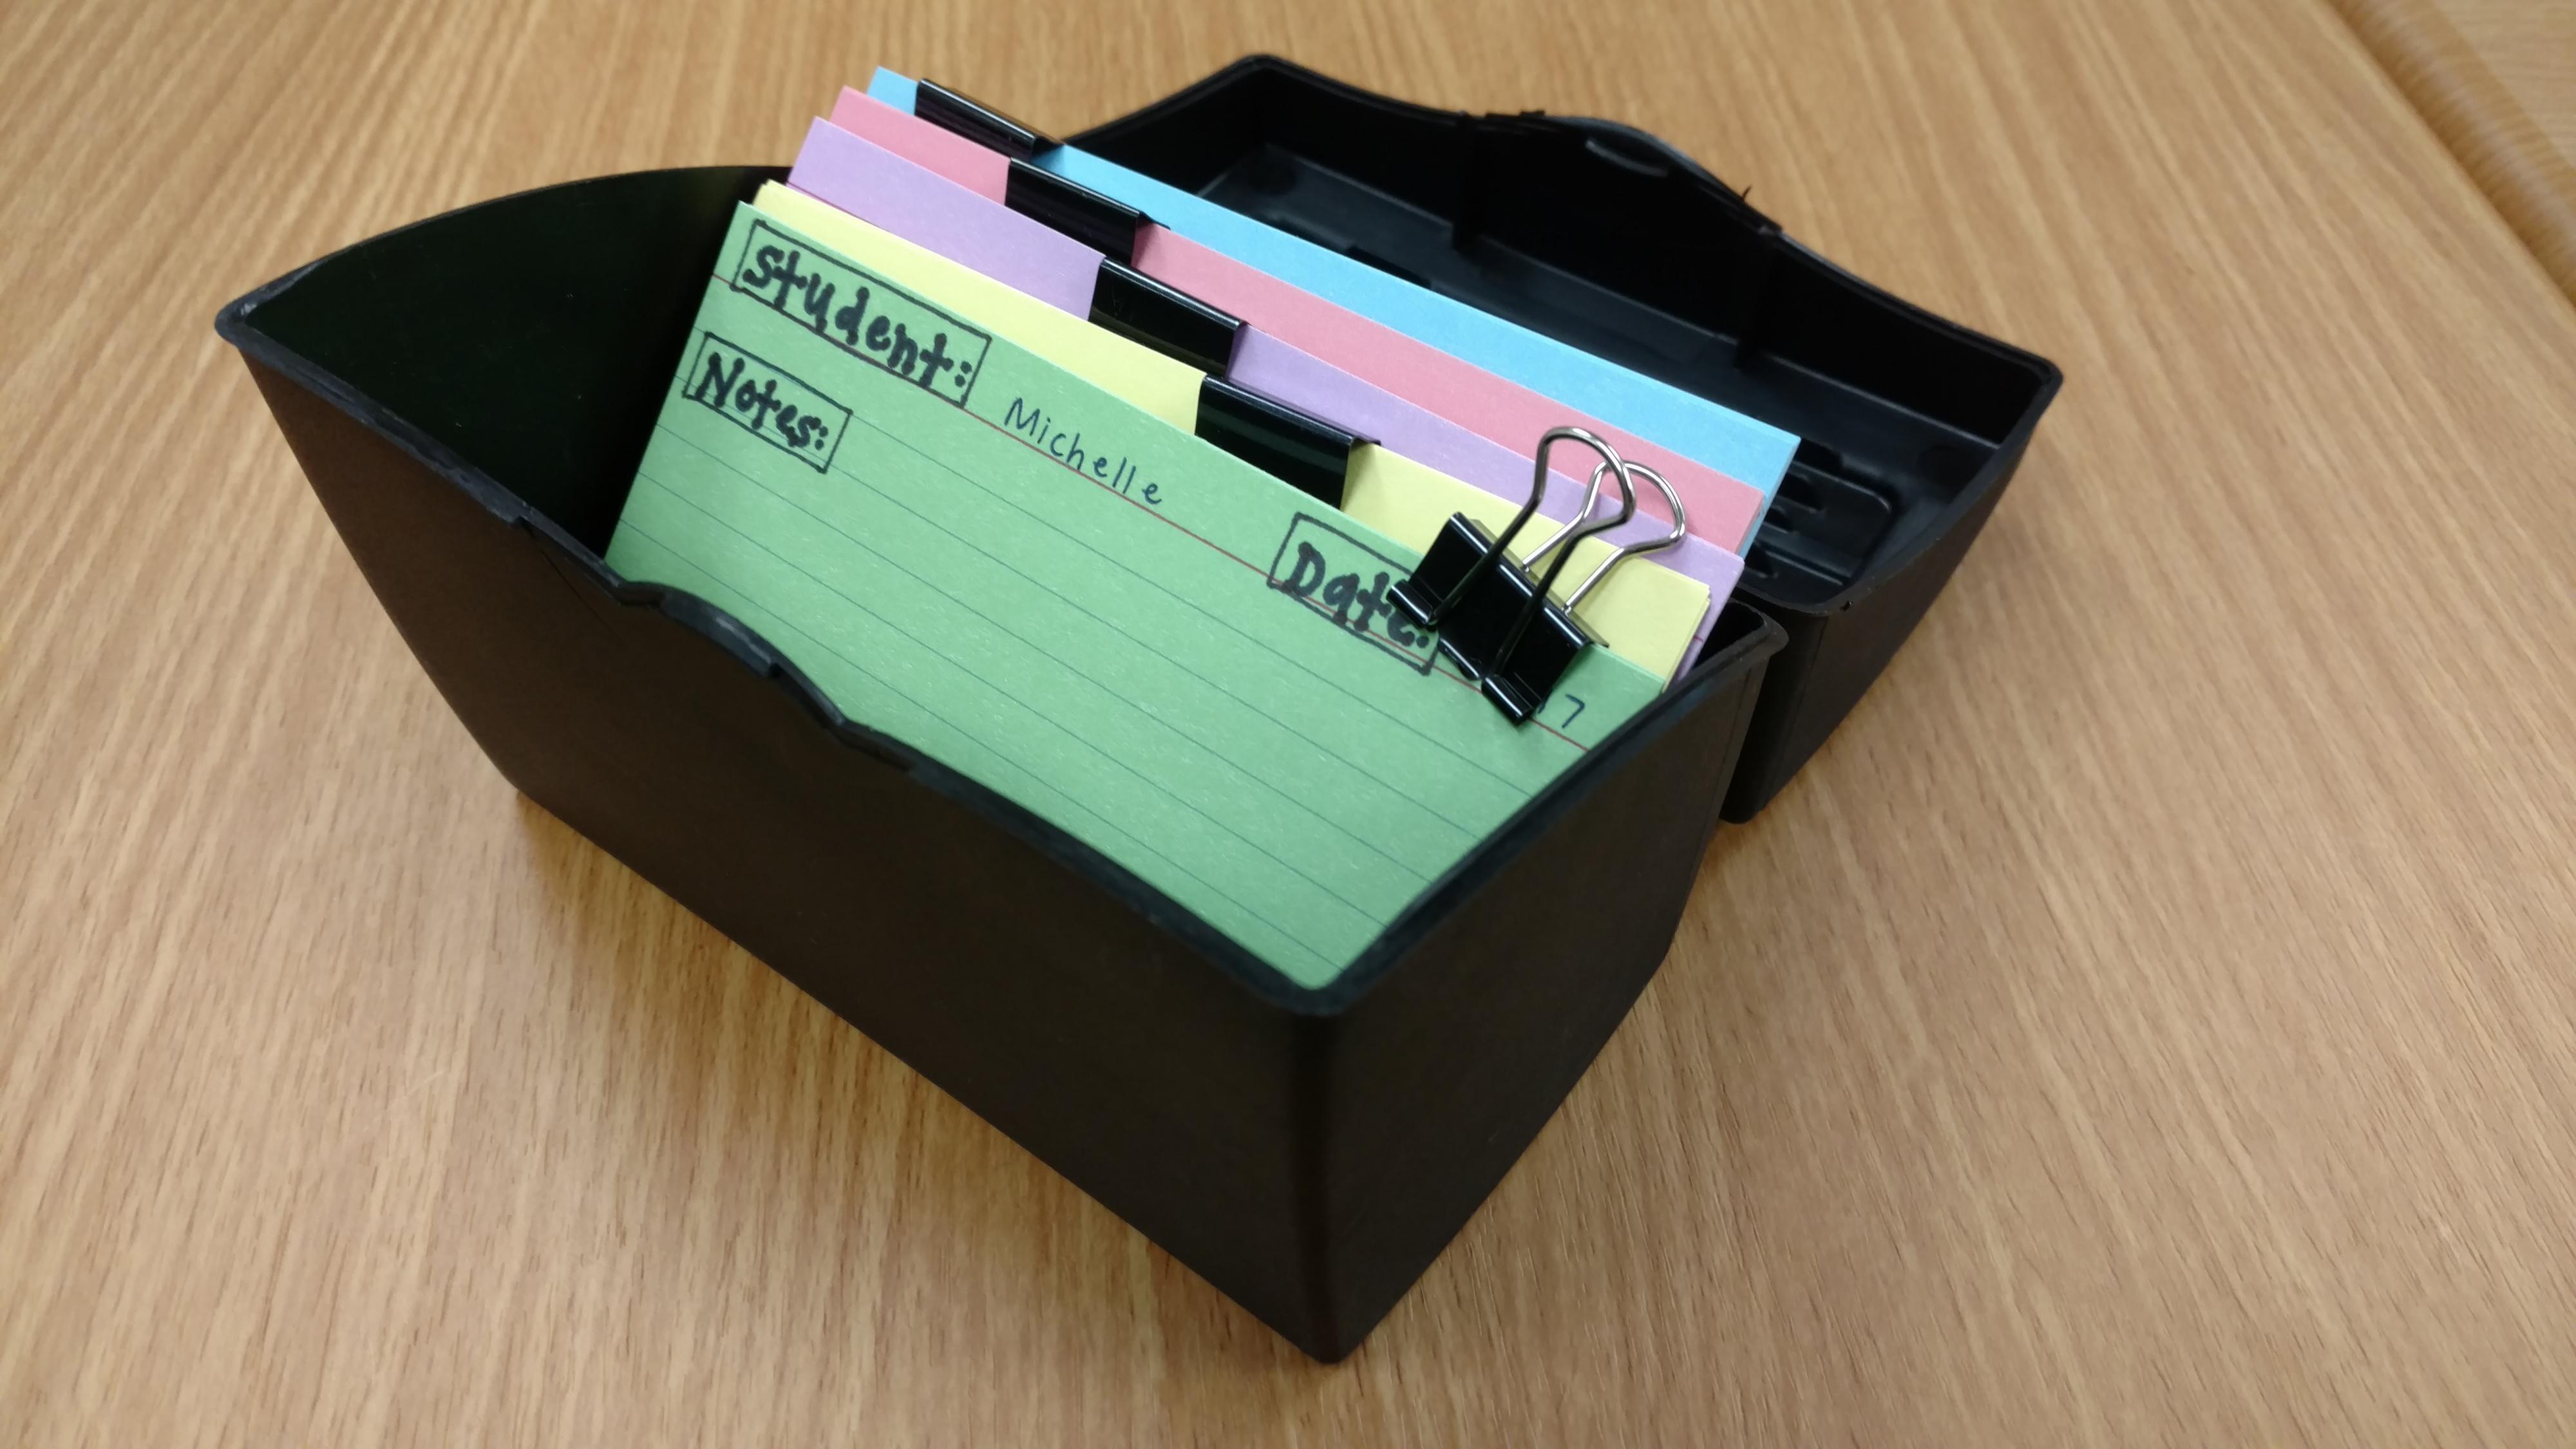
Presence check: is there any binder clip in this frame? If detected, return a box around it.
[1090,260,1242,374]
[1394,428,1687,722]
[1006,160,1146,265]
[1195,376,1361,507]
[915,80,1056,160]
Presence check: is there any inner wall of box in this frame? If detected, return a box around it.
[238,167,772,559]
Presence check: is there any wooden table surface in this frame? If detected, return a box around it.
[2336,0,2576,294]
[6,0,2575,1442]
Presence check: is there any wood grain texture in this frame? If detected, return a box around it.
[2332,0,2576,297]
[5,0,2576,1442]
[2428,0,2576,162]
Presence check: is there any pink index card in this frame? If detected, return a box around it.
[824,88,1766,553]
[1135,228,1759,551]
[832,86,1008,200]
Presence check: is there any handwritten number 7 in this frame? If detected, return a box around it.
[1560,694,1586,729]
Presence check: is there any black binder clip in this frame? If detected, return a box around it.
[1005,160,1146,265]
[1090,260,1241,374]
[1392,428,1678,723]
[915,79,1055,160]
[1194,376,1363,507]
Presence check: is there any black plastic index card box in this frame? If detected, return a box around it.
[216,59,2058,1361]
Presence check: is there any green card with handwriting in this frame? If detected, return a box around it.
[605,204,1662,986]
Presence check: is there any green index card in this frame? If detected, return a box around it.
[605,204,1665,987]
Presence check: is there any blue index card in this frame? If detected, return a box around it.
[867,67,1799,517]
[604,204,1667,989]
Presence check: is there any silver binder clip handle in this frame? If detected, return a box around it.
[1562,464,1688,612]
[1518,457,1638,578]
